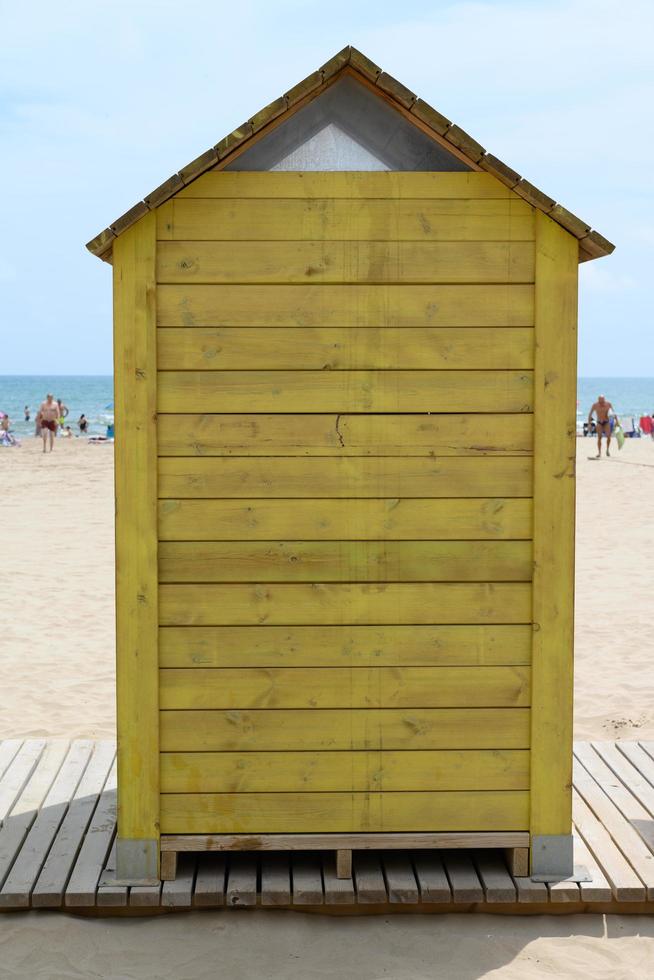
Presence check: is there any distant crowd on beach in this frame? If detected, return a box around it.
[1,393,90,450]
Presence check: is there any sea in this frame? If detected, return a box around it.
[0,376,652,441]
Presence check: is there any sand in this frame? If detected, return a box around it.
[0,439,116,738]
[1,434,654,977]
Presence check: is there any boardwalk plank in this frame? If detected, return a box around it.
[514,874,548,903]
[354,852,387,904]
[443,851,484,903]
[260,854,290,906]
[32,741,115,907]
[225,854,257,907]
[573,829,612,903]
[292,853,323,905]
[0,740,46,826]
[598,742,654,816]
[129,881,163,907]
[572,789,645,902]
[574,746,654,897]
[475,851,516,903]
[322,854,356,905]
[383,853,420,903]
[97,838,128,907]
[0,741,92,908]
[0,741,23,783]
[162,853,195,908]
[64,758,117,907]
[548,878,580,902]
[618,742,654,793]
[413,852,451,903]
[0,741,68,892]
[193,853,226,907]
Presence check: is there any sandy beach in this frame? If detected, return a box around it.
[1,434,654,978]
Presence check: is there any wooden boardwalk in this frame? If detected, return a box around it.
[2,738,654,915]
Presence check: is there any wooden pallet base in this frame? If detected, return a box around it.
[159,832,530,882]
[3,738,654,914]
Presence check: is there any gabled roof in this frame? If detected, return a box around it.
[86,46,614,263]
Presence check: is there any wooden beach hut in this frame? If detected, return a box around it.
[87,46,614,884]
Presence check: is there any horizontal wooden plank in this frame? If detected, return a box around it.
[157,413,534,457]
[166,706,528,752]
[157,284,534,328]
[160,749,530,792]
[157,241,534,285]
[159,498,533,542]
[158,540,533,583]
[157,327,535,371]
[159,790,530,834]
[157,198,534,243]
[161,830,529,851]
[158,457,533,500]
[173,172,515,200]
[159,582,532,625]
[159,665,530,709]
[158,370,532,414]
[158,624,534,668]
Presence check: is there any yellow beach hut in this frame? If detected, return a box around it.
[87,46,614,883]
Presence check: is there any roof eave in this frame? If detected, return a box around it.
[86,45,615,263]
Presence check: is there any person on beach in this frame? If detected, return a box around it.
[24,406,30,422]
[56,399,69,434]
[78,414,88,434]
[0,414,9,433]
[37,393,59,453]
[588,394,619,458]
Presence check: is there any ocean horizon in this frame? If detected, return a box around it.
[1,375,652,440]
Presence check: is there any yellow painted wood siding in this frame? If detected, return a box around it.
[160,791,530,834]
[114,212,160,873]
[161,749,530,793]
[156,172,536,834]
[159,624,533,668]
[157,326,534,371]
[157,412,533,456]
[160,665,531,709]
[529,212,578,847]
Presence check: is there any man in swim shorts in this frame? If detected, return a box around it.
[38,393,59,453]
[588,394,619,458]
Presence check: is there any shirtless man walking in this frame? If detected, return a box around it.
[588,394,619,458]
[37,393,59,453]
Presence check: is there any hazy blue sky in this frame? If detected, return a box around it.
[2,0,652,375]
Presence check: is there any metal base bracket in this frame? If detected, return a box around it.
[530,834,575,879]
[532,863,591,884]
[99,870,160,887]
[115,837,159,885]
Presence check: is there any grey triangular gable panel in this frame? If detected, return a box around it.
[271,123,391,171]
[226,75,470,172]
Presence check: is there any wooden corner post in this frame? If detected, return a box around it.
[530,211,578,877]
[113,210,160,882]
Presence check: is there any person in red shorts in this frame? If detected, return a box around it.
[37,393,59,453]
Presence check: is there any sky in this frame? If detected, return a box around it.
[1,0,652,376]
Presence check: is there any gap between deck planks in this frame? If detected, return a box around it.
[2,739,654,913]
